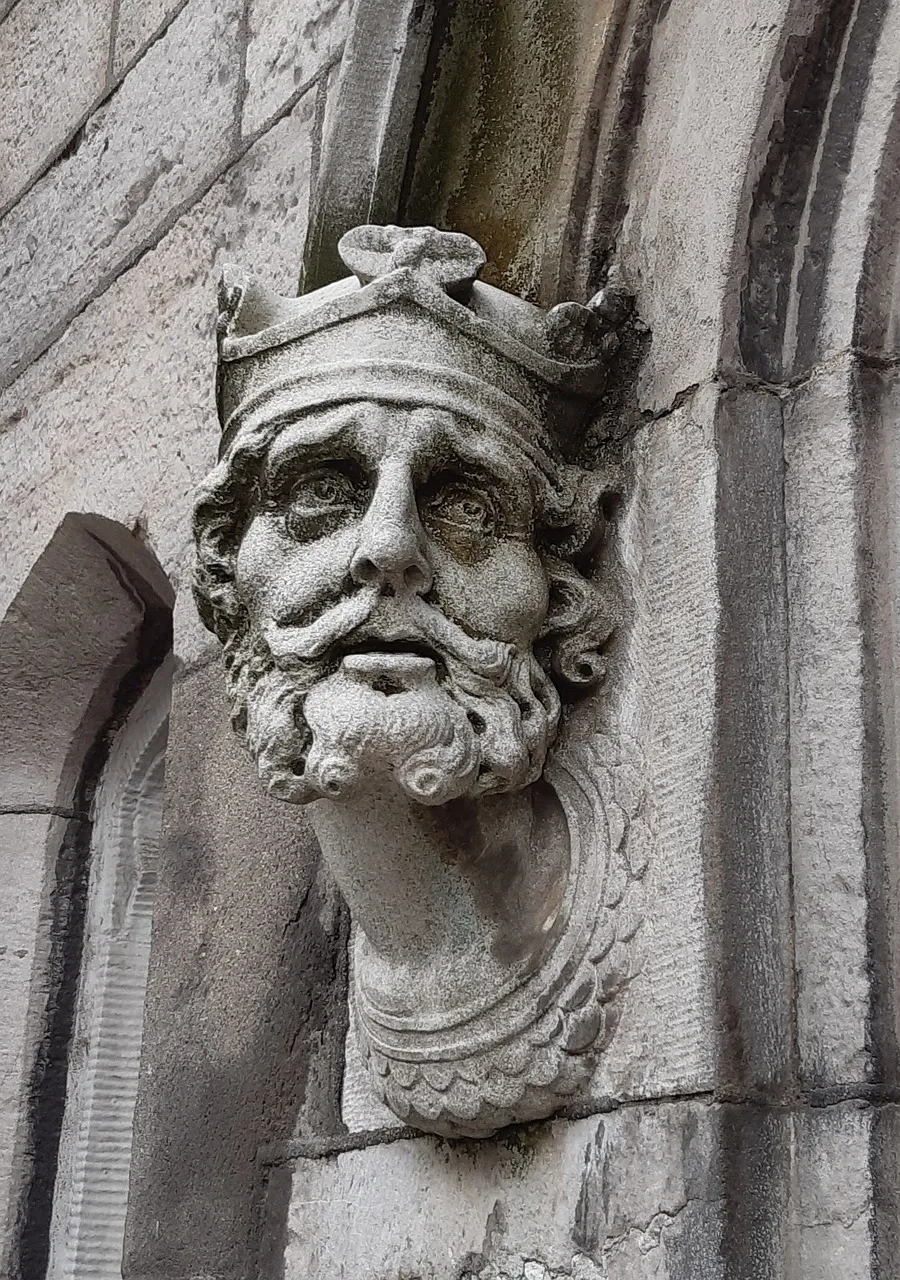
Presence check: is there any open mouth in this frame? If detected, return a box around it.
[337,637,447,694]
[340,637,443,664]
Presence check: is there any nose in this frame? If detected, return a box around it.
[350,460,432,595]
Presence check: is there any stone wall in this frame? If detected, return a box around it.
[0,1,351,1272]
[0,0,350,645]
[2,0,900,1277]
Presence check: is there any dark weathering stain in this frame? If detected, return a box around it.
[572,1123,605,1255]
[11,814,92,1280]
[739,0,889,382]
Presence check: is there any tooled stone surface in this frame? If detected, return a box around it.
[193,223,648,1136]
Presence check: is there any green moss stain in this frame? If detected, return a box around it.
[403,0,616,303]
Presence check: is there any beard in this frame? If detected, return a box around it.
[224,588,561,806]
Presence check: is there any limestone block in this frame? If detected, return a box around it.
[281,1103,725,1279]
[0,0,243,391]
[856,363,900,1066]
[0,0,113,212]
[112,0,185,78]
[0,93,317,664]
[0,812,74,1257]
[0,515,148,811]
[800,0,900,368]
[299,0,435,290]
[709,387,793,1097]
[782,357,871,1088]
[242,0,352,136]
[783,356,900,1093]
[791,1103,873,1280]
[617,0,811,413]
[590,388,719,1101]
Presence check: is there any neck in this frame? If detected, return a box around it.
[307,776,570,1015]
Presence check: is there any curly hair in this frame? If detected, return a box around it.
[193,417,618,697]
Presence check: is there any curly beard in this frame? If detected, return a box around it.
[224,591,561,806]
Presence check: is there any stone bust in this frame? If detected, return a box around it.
[193,225,648,1137]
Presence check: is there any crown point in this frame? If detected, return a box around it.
[338,224,486,297]
[217,265,247,338]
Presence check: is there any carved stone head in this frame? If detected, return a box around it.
[194,225,619,809]
[193,227,643,1138]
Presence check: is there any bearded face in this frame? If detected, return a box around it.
[195,398,615,808]
[221,400,564,805]
[232,590,561,806]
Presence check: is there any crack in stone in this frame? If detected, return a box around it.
[458,1253,605,1279]
[262,1090,900,1167]
[636,341,900,433]
[600,1196,703,1258]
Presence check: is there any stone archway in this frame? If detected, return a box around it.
[0,513,172,1280]
[711,0,900,1272]
[47,658,172,1280]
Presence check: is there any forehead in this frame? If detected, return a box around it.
[262,400,535,486]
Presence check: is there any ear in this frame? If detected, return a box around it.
[538,465,608,563]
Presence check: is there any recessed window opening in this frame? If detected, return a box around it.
[47,661,171,1280]
[0,514,173,1280]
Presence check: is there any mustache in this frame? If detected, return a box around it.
[262,587,514,683]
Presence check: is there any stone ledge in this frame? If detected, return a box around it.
[272,1100,890,1280]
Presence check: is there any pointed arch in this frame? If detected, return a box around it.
[0,513,173,1280]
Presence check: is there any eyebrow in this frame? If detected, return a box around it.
[432,412,535,492]
[262,406,362,478]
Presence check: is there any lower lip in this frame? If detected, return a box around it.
[341,651,437,682]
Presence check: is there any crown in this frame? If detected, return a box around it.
[215,225,627,470]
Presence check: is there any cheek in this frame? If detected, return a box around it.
[235,516,358,620]
[431,542,549,644]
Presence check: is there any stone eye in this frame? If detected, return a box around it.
[422,476,499,560]
[283,466,366,538]
[307,475,349,505]
[439,490,494,531]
